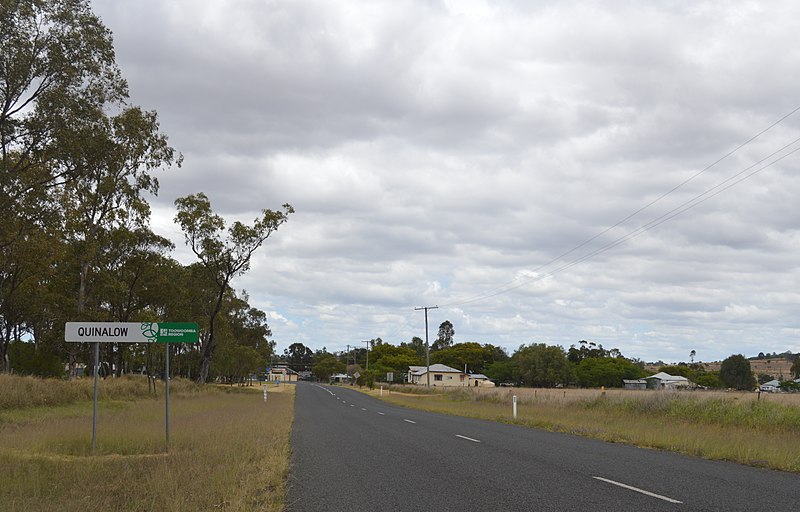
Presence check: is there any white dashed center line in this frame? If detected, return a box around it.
[592,477,682,504]
[377,412,385,415]
[404,419,416,424]
[455,434,481,443]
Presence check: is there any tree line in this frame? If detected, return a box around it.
[1,0,291,383]
[300,321,650,388]
[298,321,784,390]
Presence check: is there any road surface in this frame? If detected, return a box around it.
[286,383,799,511]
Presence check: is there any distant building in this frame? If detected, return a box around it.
[407,364,466,386]
[760,379,781,392]
[330,373,351,384]
[623,379,647,390]
[266,366,298,382]
[467,373,495,387]
[644,372,690,389]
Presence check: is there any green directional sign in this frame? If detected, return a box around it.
[154,322,199,343]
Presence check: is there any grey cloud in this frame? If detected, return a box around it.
[90,0,800,362]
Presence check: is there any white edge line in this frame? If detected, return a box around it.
[404,419,416,424]
[593,477,682,504]
[455,434,481,443]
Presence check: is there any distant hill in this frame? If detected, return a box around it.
[645,357,794,379]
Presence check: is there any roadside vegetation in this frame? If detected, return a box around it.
[0,375,294,511]
[2,0,290,386]
[368,385,800,472]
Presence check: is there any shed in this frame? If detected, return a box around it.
[468,373,495,387]
[623,379,647,390]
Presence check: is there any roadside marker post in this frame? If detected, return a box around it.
[263,384,268,402]
[513,395,517,419]
[65,322,199,452]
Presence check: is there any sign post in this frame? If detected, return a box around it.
[92,342,99,451]
[65,322,199,452]
[165,343,171,450]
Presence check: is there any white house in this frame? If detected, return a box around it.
[644,372,691,389]
[760,379,781,392]
[266,366,298,382]
[407,364,466,386]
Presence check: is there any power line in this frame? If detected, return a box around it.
[438,106,800,308]
[445,139,800,303]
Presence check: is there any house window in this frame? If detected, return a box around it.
[434,374,443,381]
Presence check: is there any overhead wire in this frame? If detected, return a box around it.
[436,106,800,308]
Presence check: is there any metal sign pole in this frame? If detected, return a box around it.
[165,343,170,452]
[65,322,199,453]
[92,341,99,452]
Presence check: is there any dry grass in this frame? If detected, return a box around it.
[365,386,800,472]
[0,376,294,512]
[0,373,204,410]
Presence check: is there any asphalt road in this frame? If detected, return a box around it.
[286,383,799,511]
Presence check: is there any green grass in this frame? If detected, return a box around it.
[0,375,294,511]
[365,385,800,472]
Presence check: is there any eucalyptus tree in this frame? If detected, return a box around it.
[93,227,175,375]
[226,292,275,364]
[0,225,63,372]
[206,292,274,383]
[2,0,180,376]
[432,320,455,352]
[1,0,126,246]
[174,192,292,383]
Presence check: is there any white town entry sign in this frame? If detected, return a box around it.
[65,322,199,344]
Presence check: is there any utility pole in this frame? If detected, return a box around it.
[414,305,438,387]
[346,344,350,371]
[362,340,370,370]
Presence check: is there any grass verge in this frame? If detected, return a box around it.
[0,376,294,512]
[362,385,800,472]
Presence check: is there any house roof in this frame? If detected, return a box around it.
[761,380,781,387]
[469,374,490,380]
[623,379,647,384]
[409,364,462,375]
[270,366,299,375]
[645,372,689,382]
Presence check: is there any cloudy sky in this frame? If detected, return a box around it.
[90,0,800,363]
